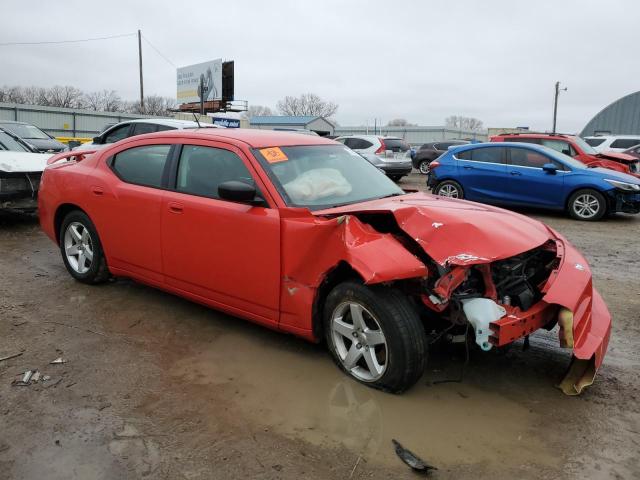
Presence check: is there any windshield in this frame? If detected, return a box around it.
[584,137,606,147]
[1,123,51,140]
[571,136,597,155]
[253,144,404,209]
[539,145,587,169]
[0,131,30,152]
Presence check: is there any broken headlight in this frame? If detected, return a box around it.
[604,178,640,192]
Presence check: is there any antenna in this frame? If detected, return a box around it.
[192,112,202,128]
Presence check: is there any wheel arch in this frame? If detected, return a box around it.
[563,185,611,212]
[54,203,89,245]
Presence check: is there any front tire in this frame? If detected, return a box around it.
[324,282,426,393]
[59,210,110,284]
[568,189,606,221]
[434,180,464,199]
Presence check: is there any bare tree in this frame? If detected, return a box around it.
[124,95,177,116]
[246,105,273,117]
[47,85,85,108]
[387,118,415,127]
[277,93,338,117]
[84,90,122,112]
[445,115,484,131]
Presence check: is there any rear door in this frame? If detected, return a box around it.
[454,147,508,202]
[504,147,566,207]
[160,142,281,325]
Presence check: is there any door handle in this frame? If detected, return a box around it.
[510,171,522,176]
[91,186,104,195]
[168,202,183,214]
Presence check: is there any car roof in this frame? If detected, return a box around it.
[584,134,640,139]
[495,132,577,140]
[0,120,31,125]
[451,141,550,152]
[131,128,337,148]
[117,118,217,128]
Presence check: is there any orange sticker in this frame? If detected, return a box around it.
[260,147,289,163]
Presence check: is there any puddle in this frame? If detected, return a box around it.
[170,330,558,470]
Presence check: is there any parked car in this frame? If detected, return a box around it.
[428,142,640,221]
[39,129,610,395]
[74,118,221,151]
[0,129,51,212]
[491,133,640,177]
[583,135,640,153]
[413,140,469,174]
[622,143,640,160]
[334,135,412,181]
[0,120,67,153]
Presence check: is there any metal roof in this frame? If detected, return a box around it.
[581,91,640,136]
[249,116,320,125]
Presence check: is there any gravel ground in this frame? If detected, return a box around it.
[1,172,638,479]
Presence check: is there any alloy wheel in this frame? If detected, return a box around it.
[331,301,388,382]
[573,193,600,219]
[419,161,430,174]
[63,222,94,274]
[437,183,460,198]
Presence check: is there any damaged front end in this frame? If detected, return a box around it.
[301,193,611,395]
[0,171,41,213]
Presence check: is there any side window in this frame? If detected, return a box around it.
[104,124,131,143]
[460,147,505,164]
[112,145,171,188]
[335,138,347,144]
[434,143,450,151]
[508,148,550,168]
[132,123,158,135]
[176,145,256,200]
[155,124,175,132]
[541,139,572,156]
[343,138,357,148]
[356,139,373,149]
[610,138,640,149]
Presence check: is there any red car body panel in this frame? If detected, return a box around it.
[39,130,612,392]
[491,133,640,178]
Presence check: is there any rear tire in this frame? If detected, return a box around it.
[567,189,606,221]
[389,175,403,182]
[324,282,426,393]
[434,180,464,199]
[59,211,110,284]
[418,161,430,175]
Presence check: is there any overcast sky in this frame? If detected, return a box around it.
[2,0,638,132]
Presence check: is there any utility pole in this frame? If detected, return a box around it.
[552,81,567,134]
[138,29,144,112]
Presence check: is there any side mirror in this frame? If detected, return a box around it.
[218,180,260,204]
[92,135,103,144]
[542,163,558,174]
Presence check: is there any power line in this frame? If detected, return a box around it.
[0,32,136,47]
[141,34,176,68]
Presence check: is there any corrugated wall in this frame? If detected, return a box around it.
[580,91,640,136]
[0,102,156,137]
[333,126,487,145]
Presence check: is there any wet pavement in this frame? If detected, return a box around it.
[1,174,639,479]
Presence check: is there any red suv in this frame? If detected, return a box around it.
[491,133,640,178]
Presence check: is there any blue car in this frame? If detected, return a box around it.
[427,142,640,221]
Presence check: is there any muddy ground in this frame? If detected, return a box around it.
[1,173,639,479]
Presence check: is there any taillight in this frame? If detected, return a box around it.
[375,138,386,154]
[430,160,441,169]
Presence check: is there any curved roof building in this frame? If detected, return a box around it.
[581,91,640,136]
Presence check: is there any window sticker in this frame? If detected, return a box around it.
[260,147,289,163]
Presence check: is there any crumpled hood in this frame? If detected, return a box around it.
[0,151,52,173]
[317,192,554,266]
[596,151,638,164]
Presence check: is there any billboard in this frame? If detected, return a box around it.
[177,59,222,104]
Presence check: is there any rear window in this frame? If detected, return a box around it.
[610,138,640,149]
[383,139,409,152]
[584,137,606,147]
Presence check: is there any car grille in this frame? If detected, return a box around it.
[0,172,41,194]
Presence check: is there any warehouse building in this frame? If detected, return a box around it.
[334,125,487,145]
[581,90,640,136]
[249,116,335,136]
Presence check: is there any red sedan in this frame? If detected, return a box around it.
[39,129,611,394]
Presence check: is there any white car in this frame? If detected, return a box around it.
[0,150,51,212]
[75,118,222,151]
[583,135,640,153]
[334,135,413,181]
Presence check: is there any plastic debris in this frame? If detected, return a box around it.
[50,357,67,364]
[392,439,437,474]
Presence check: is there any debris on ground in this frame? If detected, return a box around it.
[12,370,36,386]
[392,439,437,474]
[0,352,23,363]
[50,357,67,364]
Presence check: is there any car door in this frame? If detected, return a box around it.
[161,142,281,326]
[88,142,174,283]
[454,147,508,202]
[504,147,566,207]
